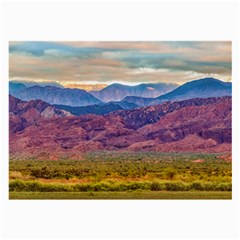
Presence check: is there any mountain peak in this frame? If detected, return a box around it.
[184,77,229,86]
[153,77,232,102]
[9,94,72,120]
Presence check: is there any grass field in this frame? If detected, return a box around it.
[9,191,232,200]
[9,152,232,199]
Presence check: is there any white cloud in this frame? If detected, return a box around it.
[130,68,171,74]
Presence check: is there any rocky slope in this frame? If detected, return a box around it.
[9,95,72,134]
[9,95,231,158]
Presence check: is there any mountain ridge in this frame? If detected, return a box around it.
[9,95,231,158]
[9,95,72,134]
[10,85,103,107]
[90,82,178,102]
[120,78,232,107]
[10,80,64,88]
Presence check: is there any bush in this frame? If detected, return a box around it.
[73,184,90,192]
[92,182,111,191]
[9,180,26,191]
[216,183,232,191]
[202,182,217,191]
[111,183,128,191]
[165,181,186,191]
[25,181,41,191]
[150,182,164,191]
[190,181,205,191]
[165,168,177,180]
[38,183,71,192]
[9,180,72,192]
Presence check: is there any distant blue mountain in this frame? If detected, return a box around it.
[150,77,232,105]
[54,102,124,116]
[9,82,27,94]
[11,85,102,107]
[90,82,178,102]
[111,100,139,110]
[120,78,232,107]
[10,80,64,88]
[9,78,232,109]
[53,99,140,116]
[119,96,154,107]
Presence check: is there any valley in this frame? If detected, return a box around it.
[9,77,232,199]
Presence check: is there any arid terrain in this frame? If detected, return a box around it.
[9,95,231,159]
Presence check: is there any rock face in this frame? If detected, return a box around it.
[11,85,102,106]
[90,83,177,102]
[109,97,230,130]
[9,95,232,158]
[9,95,72,134]
[136,97,231,145]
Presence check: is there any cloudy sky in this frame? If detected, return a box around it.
[9,41,231,91]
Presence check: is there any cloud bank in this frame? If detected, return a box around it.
[9,41,232,90]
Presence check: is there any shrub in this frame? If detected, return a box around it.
[189,181,205,191]
[9,180,26,191]
[165,181,186,191]
[202,182,217,191]
[38,183,71,192]
[73,184,90,192]
[216,183,232,191]
[111,183,128,191]
[165,168,177,180]
[9,180,73,192]
[26,181,41,191]
[92,182,108,191]
[150,182,164,191]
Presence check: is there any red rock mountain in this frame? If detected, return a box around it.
[9,95,231,159]
[9,95,72,133]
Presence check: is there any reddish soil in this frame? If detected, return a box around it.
[9,95,232,158]
[192,159,205,163]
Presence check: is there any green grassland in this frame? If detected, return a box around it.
[9,152,232,199]
[9,191,231,200]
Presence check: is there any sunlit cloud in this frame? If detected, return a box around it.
[9,41,231,90]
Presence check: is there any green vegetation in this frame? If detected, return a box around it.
[9,179,231,192]
[9,152,232,199]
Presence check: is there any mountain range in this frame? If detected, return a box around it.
[9,95,231,159]
[90,82,178,102]
[10,85,102,106]
[121,78,232,107]
[10,80,64,88]
[9,82,27,94]
[9,78,232,114]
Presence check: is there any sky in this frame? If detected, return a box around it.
[9,41,232,91]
